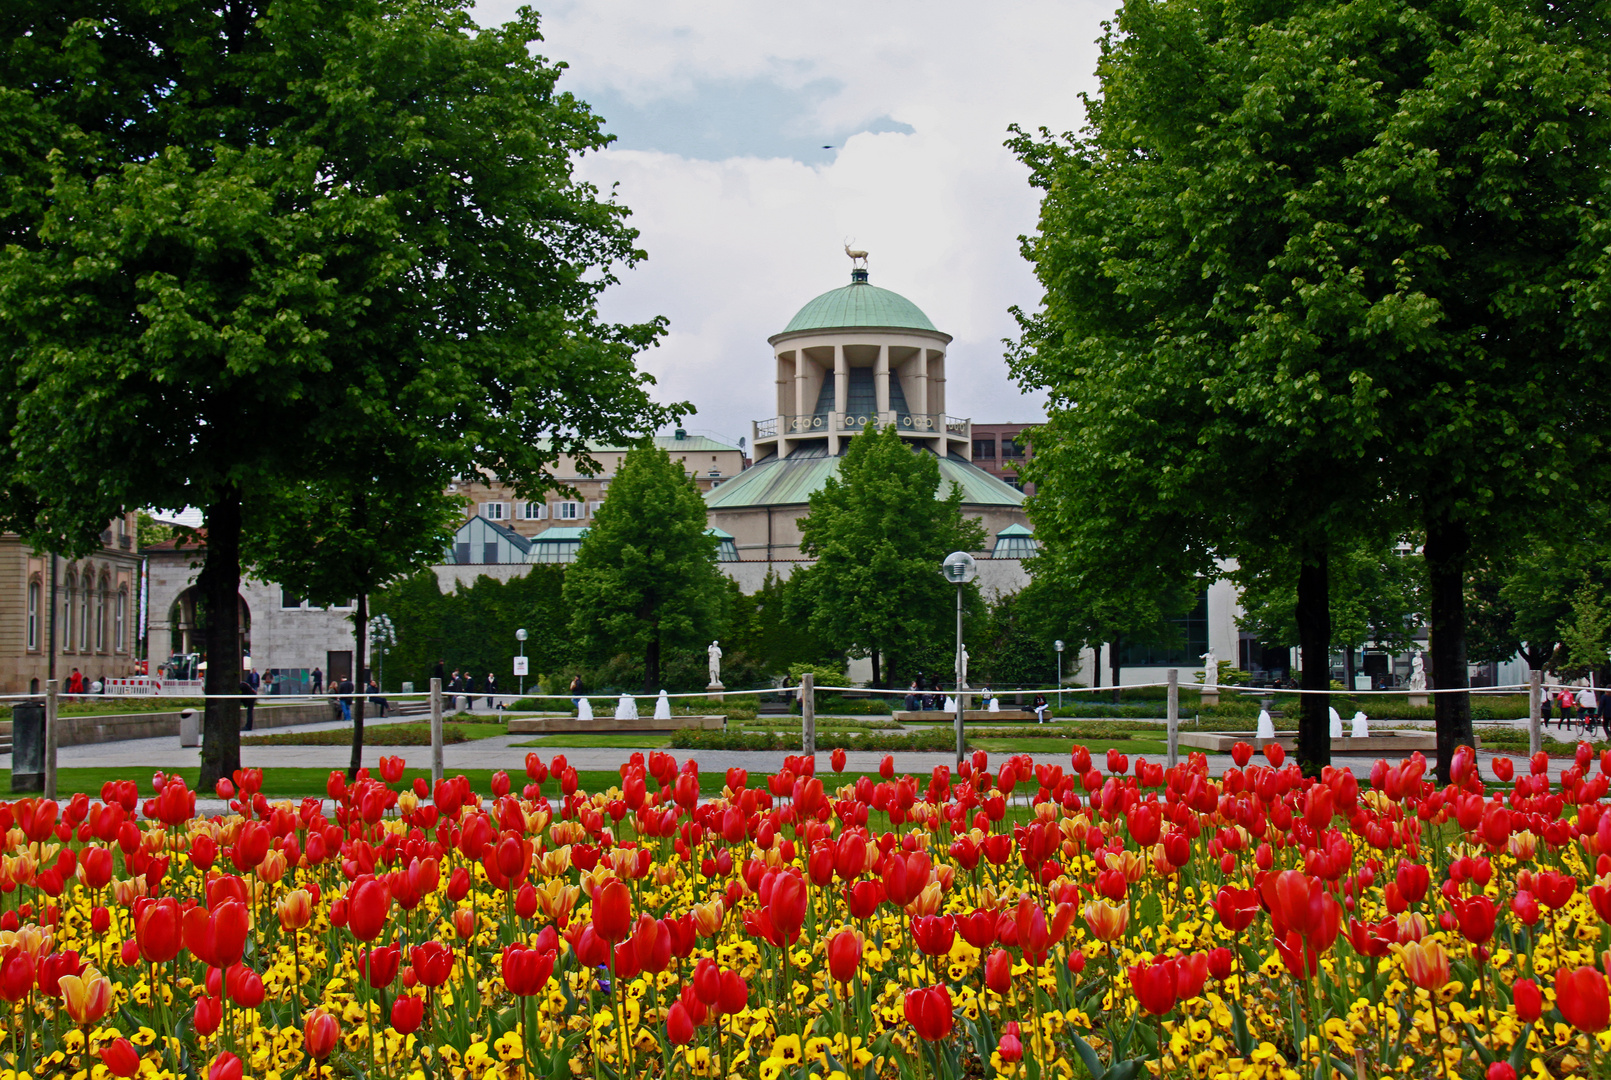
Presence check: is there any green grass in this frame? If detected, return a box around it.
[53,697,205,716]
[511,734,671,749]
[970,737,1169,755]
[241,722,507,747]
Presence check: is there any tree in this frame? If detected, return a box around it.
[243,470,464,779]
[0,1,675,787]
[563,446,726,691]
[1011,0,1611,778]
[786,424,986,687]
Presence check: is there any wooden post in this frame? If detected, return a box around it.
[430,677,444,786]
[44,679,58,799]
[1529,670,1542,760]
[801,672,815,756]
[1166,668,1179,769]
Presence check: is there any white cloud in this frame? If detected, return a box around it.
[470,0,1118,437]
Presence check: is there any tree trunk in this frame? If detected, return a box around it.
[198,487,243,789]
[1343,646,1356,694]
[871,648,882,689]
[348,593,368,781]
[1295,549,1331,777]
[1092,644,1101,690]
[644,633,660,693]
[1110,635,1121,703]
[1426,515,1473,783]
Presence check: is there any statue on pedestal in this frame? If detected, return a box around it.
[707,640,723,689]
[1409,652,1426,692]
[1200,650,1217,691]
[957,646,969,689]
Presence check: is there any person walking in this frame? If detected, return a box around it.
[1579,685,1600,734]
[246,668,260,692]
[484,672,498,710]
[446,669,460,711]
[337,674,355,723]
[1558,687,1577,728]
[464,670,478,712]
[1542,691,1554,729]
[569,674,583,709]
[368,678,388,718]
[310,666,324,695]
[238,677,257,731]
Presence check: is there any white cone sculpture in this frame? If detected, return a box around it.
[616,693,638,720]
[1329,706,1343,739]
[943,696,957,713]
[1256,709,1276,742]
[578,697,594,721]
[654,690,671,720]
[988,696,1001,713]
[1351,711,1370,739]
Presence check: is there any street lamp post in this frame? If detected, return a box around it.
[369,614,394,693]
[1054,639,1064,710]
[941,551,978,766]
[515,628,528,697]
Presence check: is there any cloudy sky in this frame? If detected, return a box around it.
[471,0,1117,449]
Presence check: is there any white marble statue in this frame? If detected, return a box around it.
[1409,652,1427,692]
[1329,706,1343,739]
[1256,709,1276,741]
[943,695,957,713]
[1201,650,1217,690]
[707,641,723,686]
[1351,711,1370,738]
[654,690,671,720]
[615,693,639,721]
[578,697,594,721]
[957,646,970,689]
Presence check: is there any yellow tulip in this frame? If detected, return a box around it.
[59,966,113,1026]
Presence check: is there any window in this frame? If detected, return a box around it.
[483,502,506,521]
[521,502,546,520]
[483,542,501,564]
[588,502,605,517]
[281,589,304,609]
[96,579,107,651]
[1115,590,1210,667]
[558,501,582,520]
[1000,438,1025,459]
[79,579,90,650]
[1003,474,1023,491]
[454,543,472,564]
[64,575,75,651]
[27,581,39,651]
[115,590,126,652]
[972,439,997,459]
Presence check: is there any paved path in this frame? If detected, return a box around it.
[0,711,1584,784]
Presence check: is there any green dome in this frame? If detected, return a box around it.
[780,273,938,335]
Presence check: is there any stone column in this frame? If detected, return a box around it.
[875,344,890,419]
[831,344,848,454]
[914,350,930,420]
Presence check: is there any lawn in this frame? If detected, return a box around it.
[241,721,508,746]
[511,734,672,749]
[969,737,1169,755]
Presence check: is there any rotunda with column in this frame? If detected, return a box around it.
[705,262,1030,587]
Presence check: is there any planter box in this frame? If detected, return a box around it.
[507,714,725,734]
[1176,730,1443,753]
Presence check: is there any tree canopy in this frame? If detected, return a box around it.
[563,445,727,691]
[1011,0,1611,776]
[0,1,676,784]
[786,424,986,687]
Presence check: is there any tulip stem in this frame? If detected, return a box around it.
[1429,993,1451,1080]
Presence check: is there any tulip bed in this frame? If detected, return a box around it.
[0,739,1609,1080]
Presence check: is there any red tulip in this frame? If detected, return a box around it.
[1487,1065,1517,1080]
[502,945,556,996]
[134,896,183,964]
[1456,896,1497,944]
[100,1037,141,1077]
[997,1021,1023,1062]
[208,1053,243,1080]
[303,1009,340,1061]
[903,984,954,1041]
[362,944,402,989]
[827,929,862,984]
[1514,977,1542,1022]
[410,941,454,988]
[716,969,747,1015]
[193,995,222,1036]
[667,999,696,1043]
[391,993,425,1034]
[593,879,633,943]
[0,950,32,1002]
[1129,956,1179,1016]
[1557,966,1610,1033]
[346,876,393,942]
[1210,886,1259,933]
[693,957,720,1005]
[985,948,1012,994]
[831,748,847,772]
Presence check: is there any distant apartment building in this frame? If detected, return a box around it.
[969,423,1035,496]
[448,430,746,539]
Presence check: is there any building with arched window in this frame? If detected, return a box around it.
[0,514,141,693]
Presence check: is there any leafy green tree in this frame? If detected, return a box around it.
[1010,0,1611,778]
[563,446,726,690]
[786,424,986,687]
[243,470,464,778]
[0,1,675,786]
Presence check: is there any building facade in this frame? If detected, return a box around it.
[969,423,1035,496]
[0,515,142,694]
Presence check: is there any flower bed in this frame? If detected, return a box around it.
[0,740,1601,1079]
